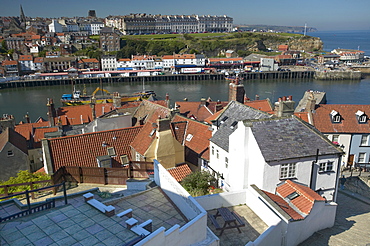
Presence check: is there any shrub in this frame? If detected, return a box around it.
[181,170,216,197]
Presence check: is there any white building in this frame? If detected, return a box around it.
[259,58,279,72]
[48,19,63,33]
[101,55,117,71]
[91,21,105,35]
[209,101,343,202]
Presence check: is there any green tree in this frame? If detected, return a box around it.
[181,171,216,197]
[0,170,51,198]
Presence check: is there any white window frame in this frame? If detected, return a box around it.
[280,163,296,179]
[319,161,334,172]
[361,135,368,146]
[358,153,366,163]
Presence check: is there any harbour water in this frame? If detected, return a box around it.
[1,77,370,122]
[1,30,370,122]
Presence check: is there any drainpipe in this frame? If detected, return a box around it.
[310,149,319,190]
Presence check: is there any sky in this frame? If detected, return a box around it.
[1,0,370,31]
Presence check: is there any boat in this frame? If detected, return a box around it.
[61,87,156,106]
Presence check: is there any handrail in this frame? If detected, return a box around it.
[0,182,63,200]
[0,179,53,200]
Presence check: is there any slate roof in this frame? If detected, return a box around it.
[0,127,28,154]
[277,180,325,215]
[47,126,142,171]
[249,117,343,162]
[210,101,272,151]
[167,164,192,182]
[312,104,370,134]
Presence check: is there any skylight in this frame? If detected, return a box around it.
[287,191,300,200]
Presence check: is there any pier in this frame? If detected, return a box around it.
[0,71,315,89]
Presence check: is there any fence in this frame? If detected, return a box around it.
[0,182,67,223]
[0,179,54,200]
[52,161,154,186]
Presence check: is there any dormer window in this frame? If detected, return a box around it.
[220,116,228,124]
[356,110,367,124]
[230,121,238,129]
[186,134,193,141]
[330,110,342,123]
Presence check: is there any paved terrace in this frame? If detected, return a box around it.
[207,206,268,246]
[0,187,188,246]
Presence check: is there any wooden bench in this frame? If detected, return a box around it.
[116,208,133,218]
[87,198,115,217]
[231,211,245,227]
[208,214,221,230]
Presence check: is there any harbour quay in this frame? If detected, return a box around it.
[0,71,316,89]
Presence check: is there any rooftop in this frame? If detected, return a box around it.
[0,186,188,245]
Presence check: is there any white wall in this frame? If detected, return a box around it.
[195,190,247,210]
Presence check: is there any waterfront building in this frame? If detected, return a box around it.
[131,55,157,70]
[331,49,365,63]
[100,27,121,52]
[2,60,19,77]
[18,54,34,73]
[78,58,100,71]
[101,55,117,71]
[105,14,233,35]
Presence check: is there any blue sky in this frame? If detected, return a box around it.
[2,0,370,31]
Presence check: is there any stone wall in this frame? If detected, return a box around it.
[314,71,362,80]
[345,176,370,199]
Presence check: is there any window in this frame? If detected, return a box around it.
[211,146,214,155]
[7,150,14,156]
[107,147,116,156]
[358,153,366,163]
[361,135,368,146]
[356,110,367,124]
[287,191,300,200]
[120,155,129,166]
[186,134,193,141]
[225,157,228,168]
[216,150,219,159]
[280,163,296,179]
[319,161,334,172]
[332,135,339,143]
[135,152,141,161]
[330,110,341,123]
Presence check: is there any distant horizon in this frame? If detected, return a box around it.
[1,0,369,31]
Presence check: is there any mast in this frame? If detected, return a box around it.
[304,23,307,36]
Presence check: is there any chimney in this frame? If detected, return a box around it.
[275,95,295,117]
[305,91,316,112]
[47,98,56,126]
[25,113,30,123]
[228,82,245,104]
[157,117,171,132]
[165,93,170,108]
[112,92,121,108]
[200,98,207,107]
[255,95,260,100]
[215,100,223,112]
[90,98,96,120]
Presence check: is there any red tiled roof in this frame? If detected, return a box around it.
[172,114,212,159]
[47,126,143,171]
[175,101,228,122]
[0,127,28,154]
[19,55,33,61]
[294,112,309,123]
[2,60,17,65]
[33,127,58,143]
[162,55,174,60]
[80,58,99,63]
[167,164,192,182]
[277,180,325,215]
[171,121,187,145]
[15,121,50,141]
[34,57,44,63]
[204,109,224,125]
[312,104,370,133]
[174,54,195,59]
[130,122,157,156]
[245,99,274,114]
[262,190,304,221]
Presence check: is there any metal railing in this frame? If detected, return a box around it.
[0,182,67,223]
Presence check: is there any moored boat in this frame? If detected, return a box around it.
[61,87,156,106]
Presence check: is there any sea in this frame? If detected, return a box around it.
[1,30,370,122]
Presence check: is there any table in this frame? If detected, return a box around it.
[209,207,245,236]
